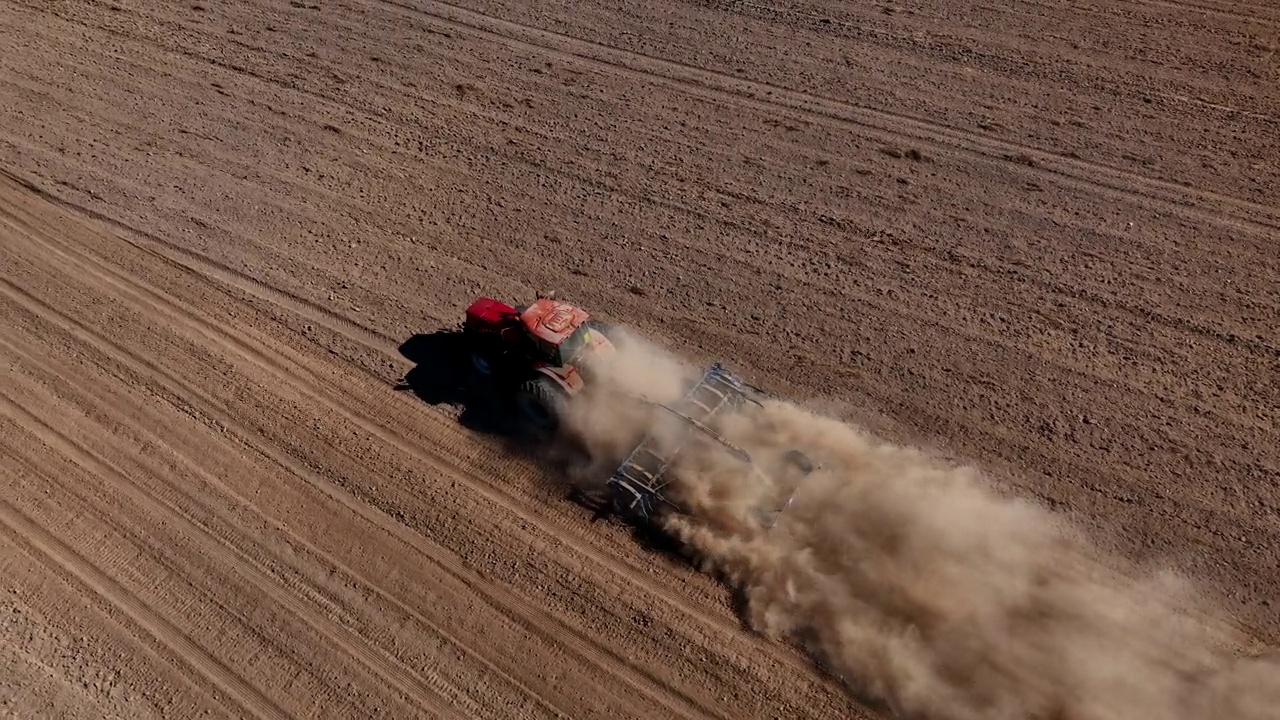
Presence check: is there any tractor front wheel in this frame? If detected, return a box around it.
[514,374,566,437]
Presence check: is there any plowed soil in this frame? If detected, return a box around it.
[1,1,1277,718]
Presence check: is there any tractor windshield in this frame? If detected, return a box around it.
[556,323,592,365]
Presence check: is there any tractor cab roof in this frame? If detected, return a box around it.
[520,298,590,347]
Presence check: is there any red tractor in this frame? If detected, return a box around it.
[462,292,619,435]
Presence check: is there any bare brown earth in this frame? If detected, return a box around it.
[1,0,1277,718]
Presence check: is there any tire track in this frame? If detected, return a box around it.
[19,1,1274,235]
[984,0,1276,28]
[0,425,355,720]
[0,453,240,720]
[739,0,1280,123]
[0,311,566,720]
[0,497,292,720]
[1,166,829,697]
[372,0,1280,234]
[0,336,489,720]
[0,209,724,720]
[1127,0,1278,23]
[0,167,400,361]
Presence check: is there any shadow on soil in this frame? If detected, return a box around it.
[394,328,514,438]
[393,328,701,568]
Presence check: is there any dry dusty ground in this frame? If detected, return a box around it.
[1,0,1277,718]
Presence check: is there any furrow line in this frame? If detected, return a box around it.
[1124,0,1278,23]
[0,446,244,720]
[0,323,567,720]
[0,495,293,720]
[124,218,404,356]
[373,0,1280,234]
[0,426,340,719]
[741,0,1277,48]
[0,166,400,363]
[0,343,472,720]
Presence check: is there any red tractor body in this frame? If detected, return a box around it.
[462,295,618,433]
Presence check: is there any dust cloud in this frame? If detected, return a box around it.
[565,327,1280,720]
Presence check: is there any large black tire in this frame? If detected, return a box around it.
[468,351,491,376]
[514,374,567,436]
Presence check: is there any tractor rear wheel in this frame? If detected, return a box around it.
[514,374,566,436]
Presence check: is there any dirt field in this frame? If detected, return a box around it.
[1,0,1277,718]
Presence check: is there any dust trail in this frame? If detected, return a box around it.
[565,328,1280,720]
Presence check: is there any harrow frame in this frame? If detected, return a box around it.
[590,363,816,529]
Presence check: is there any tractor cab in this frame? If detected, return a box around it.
[463,294,616,372]
[462,293,619,436]
[518,297,608,367]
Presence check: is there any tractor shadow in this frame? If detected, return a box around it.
[395,329,514,438]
